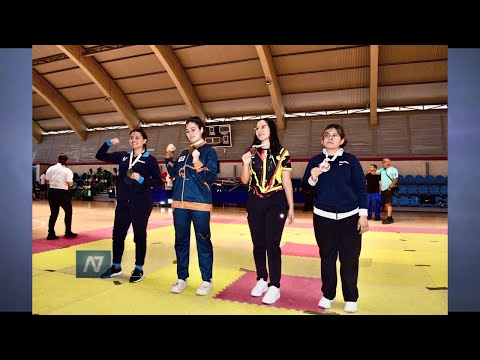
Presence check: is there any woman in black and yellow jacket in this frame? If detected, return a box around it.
[240,118,294,305]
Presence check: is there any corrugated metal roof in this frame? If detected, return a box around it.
[32,45,448,135]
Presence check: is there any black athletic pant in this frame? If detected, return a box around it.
[48,188,73,235]
[112,198,153,266]
[313,213,362,302]
[246,191,288,288]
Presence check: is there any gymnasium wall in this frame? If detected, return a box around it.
[33,110,447,180]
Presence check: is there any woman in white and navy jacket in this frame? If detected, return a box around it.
[96,128,162,283]
[165,117,218,296]
[302,123,369,313]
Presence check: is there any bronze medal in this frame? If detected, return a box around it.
[126,169,133,177]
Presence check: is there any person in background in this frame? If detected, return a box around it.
[39,171,47,199]
[96,128,162,283]
[302,123,368,313]
[365,164,382,221]
[45,153,78,240]
[165,116,219,296]
[377,158,398,224]
[240,118,294,305]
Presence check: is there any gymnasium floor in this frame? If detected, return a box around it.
[32,201,448,315]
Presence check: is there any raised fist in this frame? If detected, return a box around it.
[166,144,176,152]
[110,138,120,145]
[242,151,252,165]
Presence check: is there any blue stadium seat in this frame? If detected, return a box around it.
[418,185,429,195]
[404,175,415,185]
[397,185,408,196]
[415,175,425,185]
[440,185,448,196]
[434,196,446,207]
[407,185,418,195]
[410,196,421,207]
[430,185,440,196]
[392,196,399,207]
[425,175,435,185]
[399,196,410,207]
[435,175,446,185]
[397,175,405,185]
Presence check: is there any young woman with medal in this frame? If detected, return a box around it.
[95,128,162,283]
[240,119,294,305]
[165,117,219,296]
[302,124,368,313]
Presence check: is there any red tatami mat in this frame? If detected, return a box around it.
[32,218,173,254]
[281,242,319,258]
[213,271,333,314]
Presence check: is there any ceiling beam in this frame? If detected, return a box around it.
[82,45,135,57]
[57,45,141,130]
[32,120,44,143]
[369,45,379,125]
[255,45,286,130]
[32,69,87,140]
[149,45,206,121]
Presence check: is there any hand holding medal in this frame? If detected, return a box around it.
[319,159,331,172]
[125,151,143,184]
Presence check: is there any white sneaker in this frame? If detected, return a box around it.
[170,279,188,294]
[251,279,268,297]
[262,286,280,304]
[344,301,358,313]
[196,280,213,296]
[318,296,334,309]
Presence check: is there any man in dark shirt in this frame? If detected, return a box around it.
[365,164,382,221]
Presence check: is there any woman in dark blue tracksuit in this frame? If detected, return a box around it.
[96,128,162,283]
[165,117,218,296]
[302,123,369,313]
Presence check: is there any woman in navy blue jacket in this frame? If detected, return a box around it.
[96,128,162,283]
[302,124,369,313]
[165,117,218,296]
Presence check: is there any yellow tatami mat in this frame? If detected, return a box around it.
[33,218,447,315]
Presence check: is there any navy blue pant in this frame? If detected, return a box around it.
[173,208,213,281]
[367,192,382,220]
[112,198,153,266]
[246,191,289,288]
[313,213,362,302]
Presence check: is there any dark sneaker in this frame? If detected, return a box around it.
[129,268,144,283]
[46,234,59,240]
[382,218,394,224]
[101,265,123,279]
[64,232,78,238]
[374,218,381,221]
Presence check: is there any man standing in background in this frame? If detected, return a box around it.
[377,158,398,224]
[365,164,382,221]
[39,171,47,199]
[45,153,78,240]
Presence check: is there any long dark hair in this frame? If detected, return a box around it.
[185,116,206,140]
[130,128,148,151]
[249,119,283,155]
